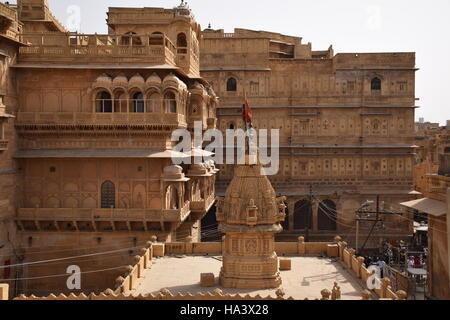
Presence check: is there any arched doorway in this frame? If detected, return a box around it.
[294,200,312,230]
[318,200,337,231]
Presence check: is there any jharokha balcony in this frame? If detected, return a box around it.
[16,201,191,233]
[18,33,177,66]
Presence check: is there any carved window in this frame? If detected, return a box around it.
[371,77,381,91]
[121,32,142,46]
[164,92,177,113]
[101,181,115,209]
[149,32,164,46]
[95,91,112,113]
[226,78,237,92]
[177,33,187,48]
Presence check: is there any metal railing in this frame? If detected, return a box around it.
[94,99,176,114]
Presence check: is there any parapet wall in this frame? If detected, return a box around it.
[2,236,407,300]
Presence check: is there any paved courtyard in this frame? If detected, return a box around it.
[132,255,365,300]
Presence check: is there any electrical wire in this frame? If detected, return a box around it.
[0,246,145,270]
[0,265,126,282]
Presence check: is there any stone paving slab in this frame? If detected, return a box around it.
[133,256,365,300]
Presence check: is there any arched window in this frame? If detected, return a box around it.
[149,32,164,46]
[147,92,160,113]
[131,92,145,113]
[294,200,312,230]
[227,77,237,92]
[371,77,381,91]
[228,122,235,130]
[177,33,187,47]
[101,181,115,208]
[164,92,177,113]
[96,91,112,113]
[318,200,337,231]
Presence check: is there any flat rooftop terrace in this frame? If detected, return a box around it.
[132,255,365,300]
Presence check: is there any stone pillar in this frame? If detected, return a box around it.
[298,236,305,255]
[356,256,365,278]
[379,278,391,299]
[0,284,9,300]
[185,236,193,254]
[340,241,347,261]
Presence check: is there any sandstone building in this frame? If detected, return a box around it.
[200,27,418,245]
[0,1,218,295]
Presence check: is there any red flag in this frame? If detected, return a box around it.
[242,92,252,127]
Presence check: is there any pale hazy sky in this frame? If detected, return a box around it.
[11,0,450,125]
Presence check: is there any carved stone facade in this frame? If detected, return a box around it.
[201,28,417,245]
[216,156,286,288]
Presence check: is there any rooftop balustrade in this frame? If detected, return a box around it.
[18,33,177,65]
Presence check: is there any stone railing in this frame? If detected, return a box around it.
[12,289,295,301]
[0,3,16,21]
[114,242,153,295]
[15,112,187,127]
[165,236,339,257]
[337,241,407,300]
[19,33,176,65]
[190,193,215,212]
[17,208,189,223]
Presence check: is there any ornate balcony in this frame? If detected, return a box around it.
[15,111,187,132]
[190,193,216,213]
[16,203,192,232]
[19,33,177,66]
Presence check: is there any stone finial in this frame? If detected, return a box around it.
[125,265,133,273]
[160,288,172,296]
[213,288,223,296]
[357,256,365,264]
[321,289,331,300]
[115,276,125,286]
[146,241,153,248]
[150,235,158,243]
[275,288,285,298]
[134,255,141,263]
[334,235,342,242]
[396,290,407,300]
[103,289,115,296]
[140,248,147,255]
[361,290,372,300]
[298,236,305,243]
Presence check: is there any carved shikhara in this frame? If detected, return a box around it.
[216,157,286,288]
